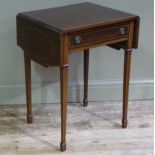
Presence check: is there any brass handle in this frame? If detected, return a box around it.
[74,36,82,44]
[119,27,126,35]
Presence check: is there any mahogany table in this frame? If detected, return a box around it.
[16,2,140,151]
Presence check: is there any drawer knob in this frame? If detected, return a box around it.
[119,27,126,35]
[74,36,82,44]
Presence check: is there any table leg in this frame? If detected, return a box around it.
[60,66,68,151]
[24,53,33,123]
[122,49,132,128]
[83,49,89,107]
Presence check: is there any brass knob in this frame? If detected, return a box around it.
[119,27,126,35]
[74,36,82,44]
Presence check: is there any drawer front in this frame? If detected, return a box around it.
[69,24,129,48]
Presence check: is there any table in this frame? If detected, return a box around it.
[16,2,140,151]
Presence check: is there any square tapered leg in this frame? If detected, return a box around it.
[83,49,89,107]
[24,53,33,123]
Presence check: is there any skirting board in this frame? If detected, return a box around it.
[0,79,153,105]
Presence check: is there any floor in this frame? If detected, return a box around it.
[0,100,153,155]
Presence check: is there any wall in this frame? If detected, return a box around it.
[0,0,153,105]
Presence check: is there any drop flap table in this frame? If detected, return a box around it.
[16,2,140,151]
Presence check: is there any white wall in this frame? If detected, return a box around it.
[0,0,153,105]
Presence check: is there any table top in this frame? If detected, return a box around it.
[18,2,138,33]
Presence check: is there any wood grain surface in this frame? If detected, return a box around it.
[18,2,138,33]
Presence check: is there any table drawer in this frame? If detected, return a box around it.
[69,24,129,48]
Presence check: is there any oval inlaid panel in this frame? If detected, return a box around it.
[22,28,53,62]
